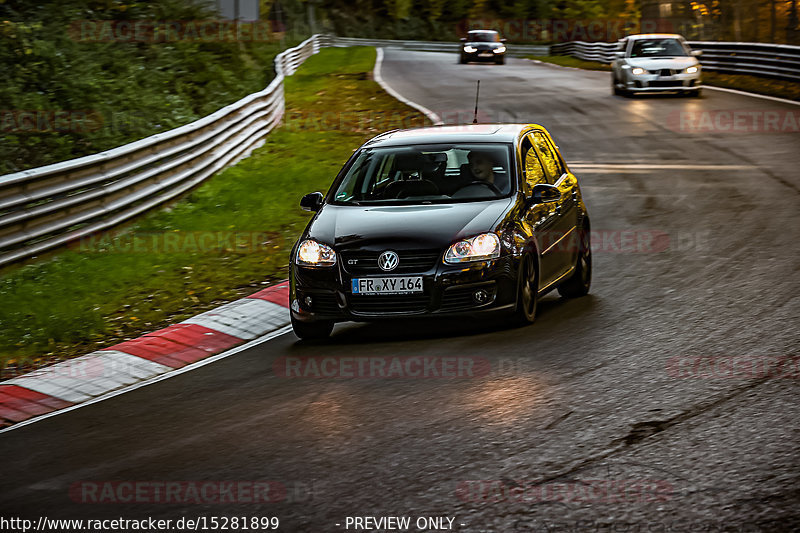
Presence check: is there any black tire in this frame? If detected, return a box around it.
[557,223,592,298]
[495,56,505,65]
[612,75,623,96]
[690,88,702,97]
[291,315,334,340]
[511,254,538,326]
[459,56,467,64]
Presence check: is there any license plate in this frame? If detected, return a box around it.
[479,52,493,57]
[352,276,423,295]
[659,76,675,80]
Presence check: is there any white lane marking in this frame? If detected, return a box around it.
[373,47,443,125]
[704,86,800,107]
[570,163,755,170]
[0,326,293,434]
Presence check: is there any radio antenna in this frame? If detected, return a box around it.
[472,80,480,124]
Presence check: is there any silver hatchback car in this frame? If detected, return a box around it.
[611,34,702,97]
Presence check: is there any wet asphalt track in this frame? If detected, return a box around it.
[1,50,799,532]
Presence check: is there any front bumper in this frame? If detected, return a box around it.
[624,71,701,92]
[461,50,505,61]
[290,254,519,323]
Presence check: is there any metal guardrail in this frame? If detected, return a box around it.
[687,41,800,83]
[326,35,549,57]
[550,40,800,82]
[0,34,321,268]
[550,41,618,63]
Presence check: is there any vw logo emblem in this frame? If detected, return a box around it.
[378,251,399,272]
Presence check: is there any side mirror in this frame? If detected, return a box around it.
[500,38,507,42]
[300,192,324,212]
[460,37,466,42]
[614,51,625,59]
[531,183,561,204]
[691,50,702,57]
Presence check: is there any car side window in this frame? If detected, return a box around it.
[532,132,564,184]
[521,136,547,193]
[375,154,395,184]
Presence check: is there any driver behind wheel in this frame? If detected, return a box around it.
[465,150,496,185]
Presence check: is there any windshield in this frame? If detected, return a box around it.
[467,31,500,43]
[630,38,688,58]
[330,143,514,205]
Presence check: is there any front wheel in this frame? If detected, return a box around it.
[511,254,538,326]
[612,75,623,96]
[557,224,592,298]
[495,56,505,65]
[291,315,334,340]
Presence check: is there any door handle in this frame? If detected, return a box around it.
[572,188,578,200]
[555,204,561,215]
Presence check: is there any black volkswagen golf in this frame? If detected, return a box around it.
[459,29,507,64]
[289,124,591,339]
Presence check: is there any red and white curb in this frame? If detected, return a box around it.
[0,281,291,429]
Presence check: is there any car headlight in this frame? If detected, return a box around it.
[631,67,646,75]
[463,45,477,53]
[296,239,336,267]
[685,66,698,74]
[493,46,506,54]
[444,233,501,264]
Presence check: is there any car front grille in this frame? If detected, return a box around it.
[349,294,430,314]
[659,69,675,76]
[341,250,441,275]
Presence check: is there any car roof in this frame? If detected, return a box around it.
[361,124,539,148]
[625,33,685,40]
[468,29,498,33]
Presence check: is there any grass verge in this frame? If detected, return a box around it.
[527,55,800,101]
[0,46,430,376]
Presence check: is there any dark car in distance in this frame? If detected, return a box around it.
[460,30,507,64]
[289,124,591,339]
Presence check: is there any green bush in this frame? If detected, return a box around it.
[0,0,303,174]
